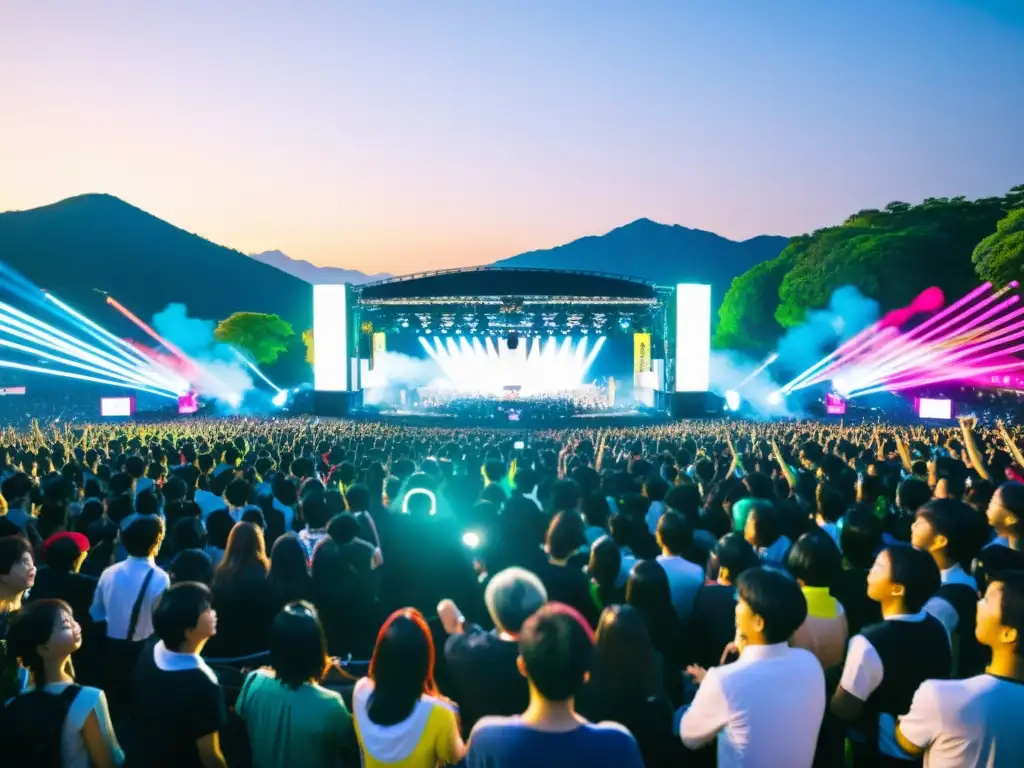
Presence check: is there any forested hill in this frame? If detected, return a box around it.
[714,186,1024,353]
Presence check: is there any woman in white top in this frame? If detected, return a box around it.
[6,598,123,767]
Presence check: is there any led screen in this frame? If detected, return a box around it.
[825,393,847,415]
[313,284,349,392]
[178,391,199,414]
[100,397,133,417]
[674,284,711,392]
[918,397,953,419]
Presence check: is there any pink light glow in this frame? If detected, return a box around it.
[789,282,1024,399]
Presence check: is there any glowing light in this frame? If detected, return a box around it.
[0,359,177,398]
[767,391,783,405]
[724,390,741,411]
[675,284,711,392]
[100,397,134,417]
[417,334,604,396]
[784,282,1024,398]
[736,353,778,389]
[233,347,282,393]
[313,284,349,392]
[918,398,953,420]
[271,390,288,407]
[462,531,482,549]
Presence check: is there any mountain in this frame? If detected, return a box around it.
[0,194,312,330]
[249,250,388,284]
[494,218,789,307]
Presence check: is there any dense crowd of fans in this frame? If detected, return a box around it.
[412,387,615,420]
[0,414,1023,766]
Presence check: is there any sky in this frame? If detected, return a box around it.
[1,0,1022,275]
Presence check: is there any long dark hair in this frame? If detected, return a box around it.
[589,604,660,698]
[625,560,678,653]
[269,533,312,605]
[269,602,329,689]
[6,599,73,687]
[212,522,269,589]
[588,536,622,608]
[367,609,439,726]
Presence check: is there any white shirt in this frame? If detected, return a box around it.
[90,556,170,641]
[656,553,704,620]
[681,642,825,768]
[839,610,948,759]
[153,640,219,684]
[898,674,1024,768]
[924,564,977,635]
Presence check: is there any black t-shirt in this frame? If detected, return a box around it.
[444,626,528,734]
[538,561,599,627]
[831,566,882,638]
[127,643,228,768]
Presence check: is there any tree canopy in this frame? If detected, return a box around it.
[214,312,295,365]
[714,186,1022,352]
[973,203,1024,288]
[713,248,796,353]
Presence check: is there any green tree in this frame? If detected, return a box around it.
[214,312,295,365]
[775,194,1007,328]
[973,206,1024,287]
[714,247,797,353]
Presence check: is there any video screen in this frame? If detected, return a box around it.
[100,397,134,417]
[178,391,199,414]
[825,393,846,415]
[917,397,953,420]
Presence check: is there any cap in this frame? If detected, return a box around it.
[42,531,90,557]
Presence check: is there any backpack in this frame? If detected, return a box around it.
[0,684,81,768]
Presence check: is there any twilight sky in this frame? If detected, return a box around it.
[1,1,1022,274]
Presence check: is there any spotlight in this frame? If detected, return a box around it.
[462,531,482,549]
[619,317,631,330]
[767,391,783,406]
[272,390,288,407]
[724,390,741,411]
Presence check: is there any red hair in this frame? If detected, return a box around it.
[369,607,439,698]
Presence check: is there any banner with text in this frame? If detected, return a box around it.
[634,332,651,386]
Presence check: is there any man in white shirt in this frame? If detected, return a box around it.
[90,515,170,642]
[655,511,704,620]
[90,514,170,718]
[896,573,1024,767]
[681,568,825,768]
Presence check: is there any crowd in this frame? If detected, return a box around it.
[0,413,1022,766]
[413,387,614,420]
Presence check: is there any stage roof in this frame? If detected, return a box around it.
[358,267,659,304]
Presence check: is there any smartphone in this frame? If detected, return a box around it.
[514,440,525,450]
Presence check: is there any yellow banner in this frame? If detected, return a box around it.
[634,332,651,374]
[370,331,386,371]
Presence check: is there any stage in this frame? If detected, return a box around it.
[311,267,718,419]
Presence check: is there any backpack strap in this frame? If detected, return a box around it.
[126,569,157,642]
[59,684,82,708]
